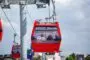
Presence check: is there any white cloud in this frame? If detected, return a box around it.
[75,11,85,20]
[55,0,72,6]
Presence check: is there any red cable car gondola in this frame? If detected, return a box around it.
[0,19,3,42]
[31,21,61,53]
[11,44,21,59]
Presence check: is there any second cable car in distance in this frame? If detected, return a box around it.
[31,20,62,53]
[11,44,21,59]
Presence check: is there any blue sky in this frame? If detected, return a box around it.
[0,0,90,56]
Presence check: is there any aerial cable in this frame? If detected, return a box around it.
[48,4,51,22]
[26,6,33,23]
[51,0,56,22]
[0,7,20,44]
[0,7,18,35]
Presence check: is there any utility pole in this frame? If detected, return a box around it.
[19,1,26,60]
[51,0,56,22]
[42,53,46,60]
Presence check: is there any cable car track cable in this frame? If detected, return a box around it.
[26,6,33,23]
[0,7,18,36]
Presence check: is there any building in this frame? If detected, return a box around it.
[76,54,84,60]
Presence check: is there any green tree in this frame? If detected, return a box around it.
[33,55,41,60]
[70,53,76,60]
[66,53,76,60]
[85,55,90,60]
[66,57,69,60]
[66,56,73,60]
[68,56,73,60]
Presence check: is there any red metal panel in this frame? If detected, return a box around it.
[12,53,20,59]
[32,42,61,52]
[0,19,3,42]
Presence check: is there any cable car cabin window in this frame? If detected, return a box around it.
[0,29,2,32]
[31,26,61,43]
[12,46,21,54]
